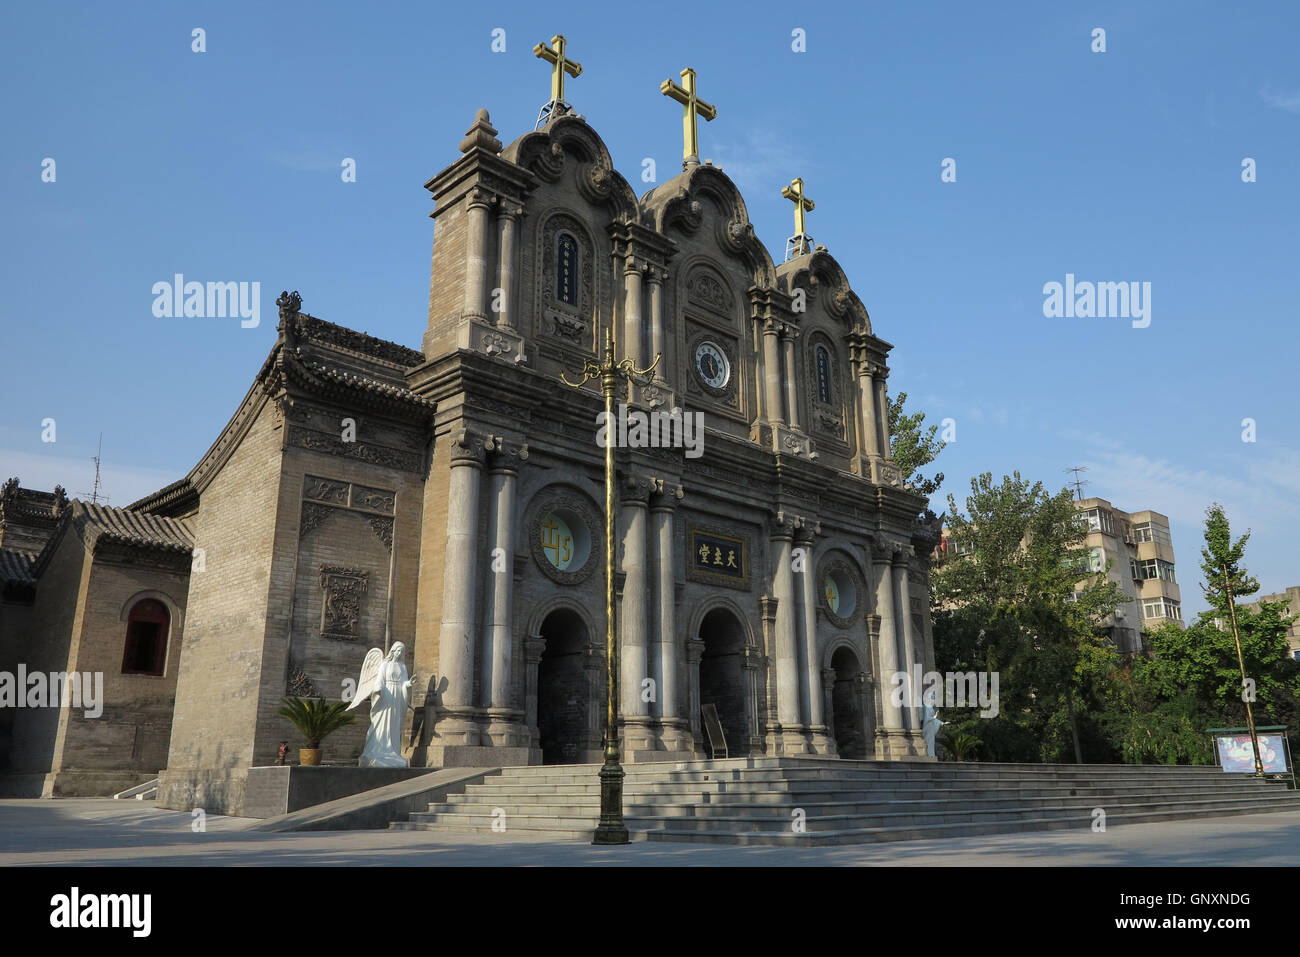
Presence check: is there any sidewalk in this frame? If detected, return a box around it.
[2,799,1298,866]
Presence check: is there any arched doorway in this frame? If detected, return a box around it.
[536,608,590,765]
[697,608,750,757]
[830,646,868,759]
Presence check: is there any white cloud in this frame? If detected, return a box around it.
[705,128,812,196]
[1260,87,1300,114]
[0,448,181,509]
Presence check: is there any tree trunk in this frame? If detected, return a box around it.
[1065,685,1083,763]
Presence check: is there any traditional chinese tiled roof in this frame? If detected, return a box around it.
[74,501,194,553]
[0,547,37,588]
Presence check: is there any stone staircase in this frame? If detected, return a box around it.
[390,758,1300,845]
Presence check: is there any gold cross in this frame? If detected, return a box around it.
[782,178,816,236]
[660,67,717,163]
[534,34,583,103]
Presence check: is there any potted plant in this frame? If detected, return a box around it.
[278,696,354,766]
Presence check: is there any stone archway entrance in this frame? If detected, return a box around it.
[830,647,868,759]
[536,608,591,765]
[696,607,751,758]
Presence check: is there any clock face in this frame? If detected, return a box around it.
[694,341,730,390]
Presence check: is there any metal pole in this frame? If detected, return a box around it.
[1223,563,1264,777]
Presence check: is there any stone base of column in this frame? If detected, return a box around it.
[458,318,526,364]
[768,425,814,458]
[619,716,660,754]
[658,720,695,754]
[868,457,903,488]
[431,708,484,748]
[426,744,540,768]
[483,708,529,748]
[764,725,813,755]
[806,725,837,755]
[874,728,926,761]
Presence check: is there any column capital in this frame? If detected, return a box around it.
[870,537,906,563]
[648,477,685,510]
[494,197,526,219]
[762,317,783,337]
[684,638,706,665]
[779,323,800,341]
[621,472,654,504]
[644,265,667,285]
[448,428,489,466]
[467,187,494,208]
[486,437,529,471]
[794,518,822,546]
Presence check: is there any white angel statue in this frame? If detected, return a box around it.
[921,703,945,758]
[348,642,414,768]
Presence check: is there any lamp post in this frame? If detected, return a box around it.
[561,327,659,844]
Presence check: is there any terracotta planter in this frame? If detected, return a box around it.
[299,748,322,766]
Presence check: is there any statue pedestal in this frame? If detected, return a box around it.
[242,766,434,818]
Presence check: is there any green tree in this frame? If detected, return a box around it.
[932,472,1125,762]
[888,392,945,497]
[1096,504,1298,763]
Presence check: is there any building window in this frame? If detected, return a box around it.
[1141,597,1182,621]
[1131,521,1172,547]
[1089,547,1105,572]
[1158,560,1176,583]
[122,599,169,676]
[555,233,579,306]
[1129,558,1140,581]
[1132,523,1154,543]
[952,539,974,557]
[1080,508,1114,534]
[815,345,833,404]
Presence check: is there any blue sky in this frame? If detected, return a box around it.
[2,2,1296,616]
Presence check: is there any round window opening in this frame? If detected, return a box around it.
[539,509,591,572]
[823,568,856,618]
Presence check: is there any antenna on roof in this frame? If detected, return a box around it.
[79,434,110,505]
[1064,466,1090,502]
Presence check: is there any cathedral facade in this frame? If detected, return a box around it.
[0,73,940,814]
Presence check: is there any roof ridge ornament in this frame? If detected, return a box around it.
[534,34,583,129]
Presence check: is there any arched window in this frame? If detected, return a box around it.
[815,344,834,404]
[556,233,579,306]
[122,598,169,676]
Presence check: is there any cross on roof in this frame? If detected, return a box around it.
[534,34,583,104]
[660,67,717,166]
[781,178,816,237]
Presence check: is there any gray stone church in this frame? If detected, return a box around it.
[0,67,940,815]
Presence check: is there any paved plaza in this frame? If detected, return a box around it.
[2,800,1299,866]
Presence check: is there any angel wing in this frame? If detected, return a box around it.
[346,647,385,711]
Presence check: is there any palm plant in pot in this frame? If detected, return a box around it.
[278,696,355,766]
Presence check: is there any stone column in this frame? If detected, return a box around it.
[872,540,905,750]
[762,319,786,426]
[875,368,892,458]
[524,636,545,755]
[437,430,485,747]
[782,325,801,430]
[796,527,830,752]
[685,638,706,755]
[647,268,665,372]
[620,479,655,754]
[623,256,644,368]
[820,668,839,756]
[651,482,689,752]
[858,358,882,461]
[895,549,920,732]
[494,201,522,329]
[482,441,528,747]
[770,515,808,753]
[464,189,492,320]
